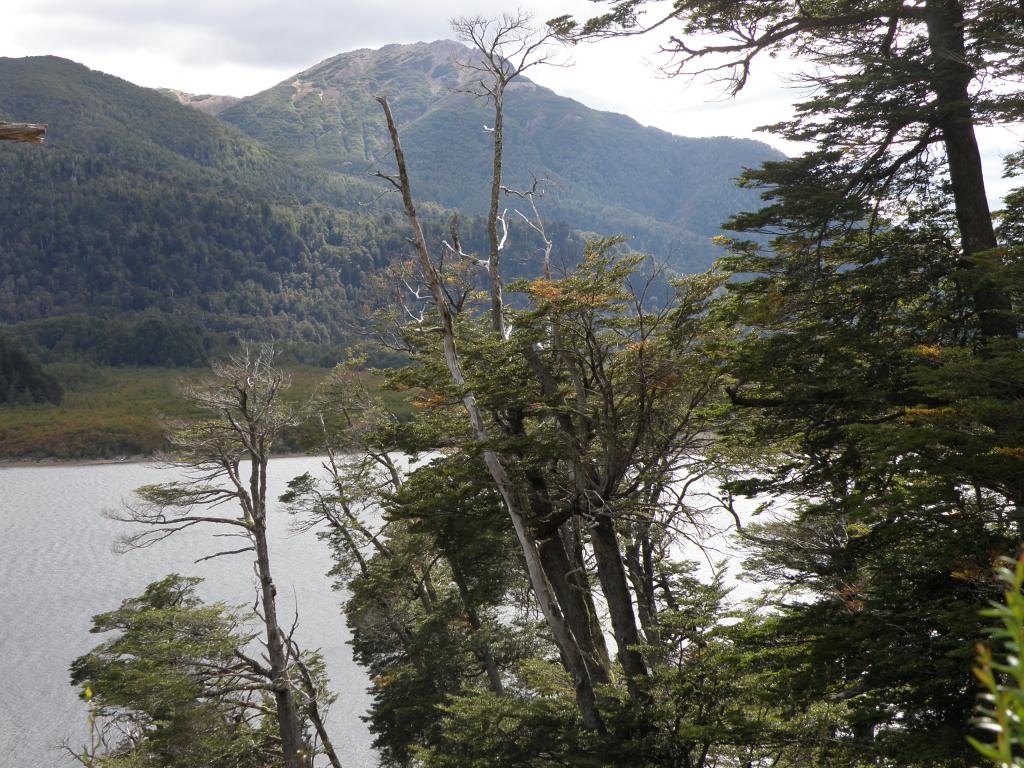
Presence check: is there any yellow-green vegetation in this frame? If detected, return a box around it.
[0,364,411,460]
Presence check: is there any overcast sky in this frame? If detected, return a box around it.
[4,0,1020,201]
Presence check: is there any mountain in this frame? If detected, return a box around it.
[221,40,781,269]
[0,55,408,363]
[157,88,241,116]
[0,46,779,366]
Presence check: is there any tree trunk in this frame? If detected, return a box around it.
[252,458,308,768]
[624,526,662,653]
[294,657,344,768]
[538,532,612,684]
[561,518,613,675]
[482,457,606,731]
[487,88,506,336]
[590,514,649,699]
[254,528,308,767]
[925,0,1016,339]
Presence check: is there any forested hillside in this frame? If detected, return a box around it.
[0,56,407,356]
[0,48,777,366]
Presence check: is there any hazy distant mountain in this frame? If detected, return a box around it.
[222,40,781,270]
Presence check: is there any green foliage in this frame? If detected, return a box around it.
[417,682,601,768]
[284,440,537,766]
[972,556,1024,768]
[68,575,280,768]
[705,214,1023,764]
[313,242,839,765]
[553,4,1024,763]
[0,332,61,404]
[415,571,851,768]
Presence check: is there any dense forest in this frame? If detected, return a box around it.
[0,57,404,355]
[32,2,1024,768]
[0,49,776,370]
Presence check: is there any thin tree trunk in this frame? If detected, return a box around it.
[487,88,506,336]
[538,533,612,684]
[925,0,1016,339]
[252,457,308,768]
[254,527,308,768]
[561,518,613,675]
[624,528,661,652]
[482,460,606,731]
[294,656,344,768]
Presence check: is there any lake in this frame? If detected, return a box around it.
[0,457,377,768]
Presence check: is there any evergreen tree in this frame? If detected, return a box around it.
[555,1,1024,763]
[558,0,1023,337]
[68,575,283,768]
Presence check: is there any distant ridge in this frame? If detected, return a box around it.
[220,39,782,268]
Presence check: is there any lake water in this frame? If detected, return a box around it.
[0,457,377,768]
[0,456,762,768]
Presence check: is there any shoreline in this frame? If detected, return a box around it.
[0,451,323,469]
[0,455,152,468]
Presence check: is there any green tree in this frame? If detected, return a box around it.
[281,363,531,765]
[558,0,1022,339]
[67,574,281,768]
[112,347,334,768]
[554,1,1024,764]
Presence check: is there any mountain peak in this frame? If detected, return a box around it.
[217,40,781,272]
[296,39,470,85]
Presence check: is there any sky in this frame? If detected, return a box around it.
[4,0,1021,202]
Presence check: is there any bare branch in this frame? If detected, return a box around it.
[194,546,256,563]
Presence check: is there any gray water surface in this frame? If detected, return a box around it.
[0,458,375,768]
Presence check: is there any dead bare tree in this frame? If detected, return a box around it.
[111,346,333,768]
[450,12,564,337]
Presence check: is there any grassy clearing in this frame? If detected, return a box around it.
[0,364,410,460]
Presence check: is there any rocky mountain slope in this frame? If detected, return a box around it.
[157,88,241,116]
